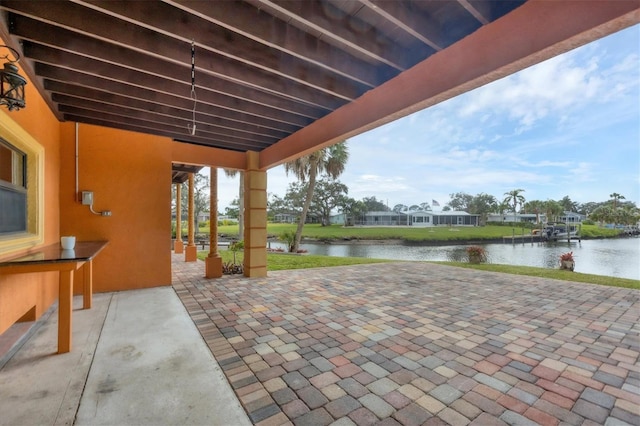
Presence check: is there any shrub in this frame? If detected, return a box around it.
[466,245,487,263]
[222,261,243,274]
[559,251,575,271]
[560,252,574,261]
[279,230,297,252]
[229,240,244,251]
[229,240,244,264]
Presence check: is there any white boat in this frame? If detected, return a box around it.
[542,223,581,242]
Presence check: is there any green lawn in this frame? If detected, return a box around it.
[436,262,639,290]
[205,223,620,242]
[198,250,391,271]
[197,249,639,289]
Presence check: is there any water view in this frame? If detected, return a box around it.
[269,238,640,280]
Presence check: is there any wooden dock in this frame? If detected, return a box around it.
[502,232,581,244]
[502,234,542,244]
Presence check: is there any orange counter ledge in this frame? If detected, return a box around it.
[0,241,108,353]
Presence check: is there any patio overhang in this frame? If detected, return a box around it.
[171,163,202,184]
[0,0,637,170]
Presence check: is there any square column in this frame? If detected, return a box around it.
[243,151,267,277]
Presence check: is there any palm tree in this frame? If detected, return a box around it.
[559,195,577,212]
[590,205,610,226]
[497,201,510,222]
[544,199,563,223]
[503,189,525,221]
[609,193,626,210]
[524,200,545,224]
[224,169,244,238]
[284,141,349,252]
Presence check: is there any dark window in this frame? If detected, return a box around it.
[0,138,27,234]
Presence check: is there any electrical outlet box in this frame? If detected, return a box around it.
[81,191,93,205]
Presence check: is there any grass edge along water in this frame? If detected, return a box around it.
[196,250,639,290]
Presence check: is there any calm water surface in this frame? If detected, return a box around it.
[270,238,640,280]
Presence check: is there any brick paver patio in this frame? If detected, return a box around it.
[172,254,639,426]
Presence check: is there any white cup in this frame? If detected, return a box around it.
[61,236,76,250]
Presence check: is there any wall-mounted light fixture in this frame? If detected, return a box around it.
[0,45,27,111]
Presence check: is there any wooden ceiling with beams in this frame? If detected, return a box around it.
[0,1,638,170]
[171,163,203,184]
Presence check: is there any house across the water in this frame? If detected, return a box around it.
[487,213,545,223]
[407,211,479,227]
[336,210,479,227]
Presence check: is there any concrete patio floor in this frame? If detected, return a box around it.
[0,284,250,426]
[1,253,638,425]
[173,254,639,426]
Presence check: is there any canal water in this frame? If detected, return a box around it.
[269,238,640,280]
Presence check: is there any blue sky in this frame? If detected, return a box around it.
[217,24,639,212]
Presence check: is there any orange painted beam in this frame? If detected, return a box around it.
[259,0,639,169]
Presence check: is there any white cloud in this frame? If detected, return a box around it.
[566,162,596,183]
[213,25,639,211]
[518,160,572,168]
[457,47,607,132]
[349,174,410,196]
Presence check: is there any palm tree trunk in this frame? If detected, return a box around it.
[293,159,318,252]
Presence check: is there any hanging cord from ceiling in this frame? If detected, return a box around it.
[188,41,197,136]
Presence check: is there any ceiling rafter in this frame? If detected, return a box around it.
[44,79,302,138]
[51,92,290,141]
[66,114,267,152]
[246,0,412,70]
[7,12,346,113]
[46,82,301,136]
[172,163,204,184]
[28,44,320,126]
[163,0,396,85]
[172,164,203,174]
[73,0,376,95]
[61,104,273,148]
[57,101,279,145]
[457,0,490,25]
[362,0,444,51]
[2,0,630,160]
[54,94,287,142]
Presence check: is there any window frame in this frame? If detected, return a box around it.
[0,139,27,234]
[0,110,44,255]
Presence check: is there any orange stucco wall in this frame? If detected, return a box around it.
[59,123,173,292]
[1,54,174,335]
[0,63,61,334]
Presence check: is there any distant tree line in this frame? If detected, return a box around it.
[211,169,640,232]
[187,141,638,252]
[258,184,639,227]
[444,190,639,226]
